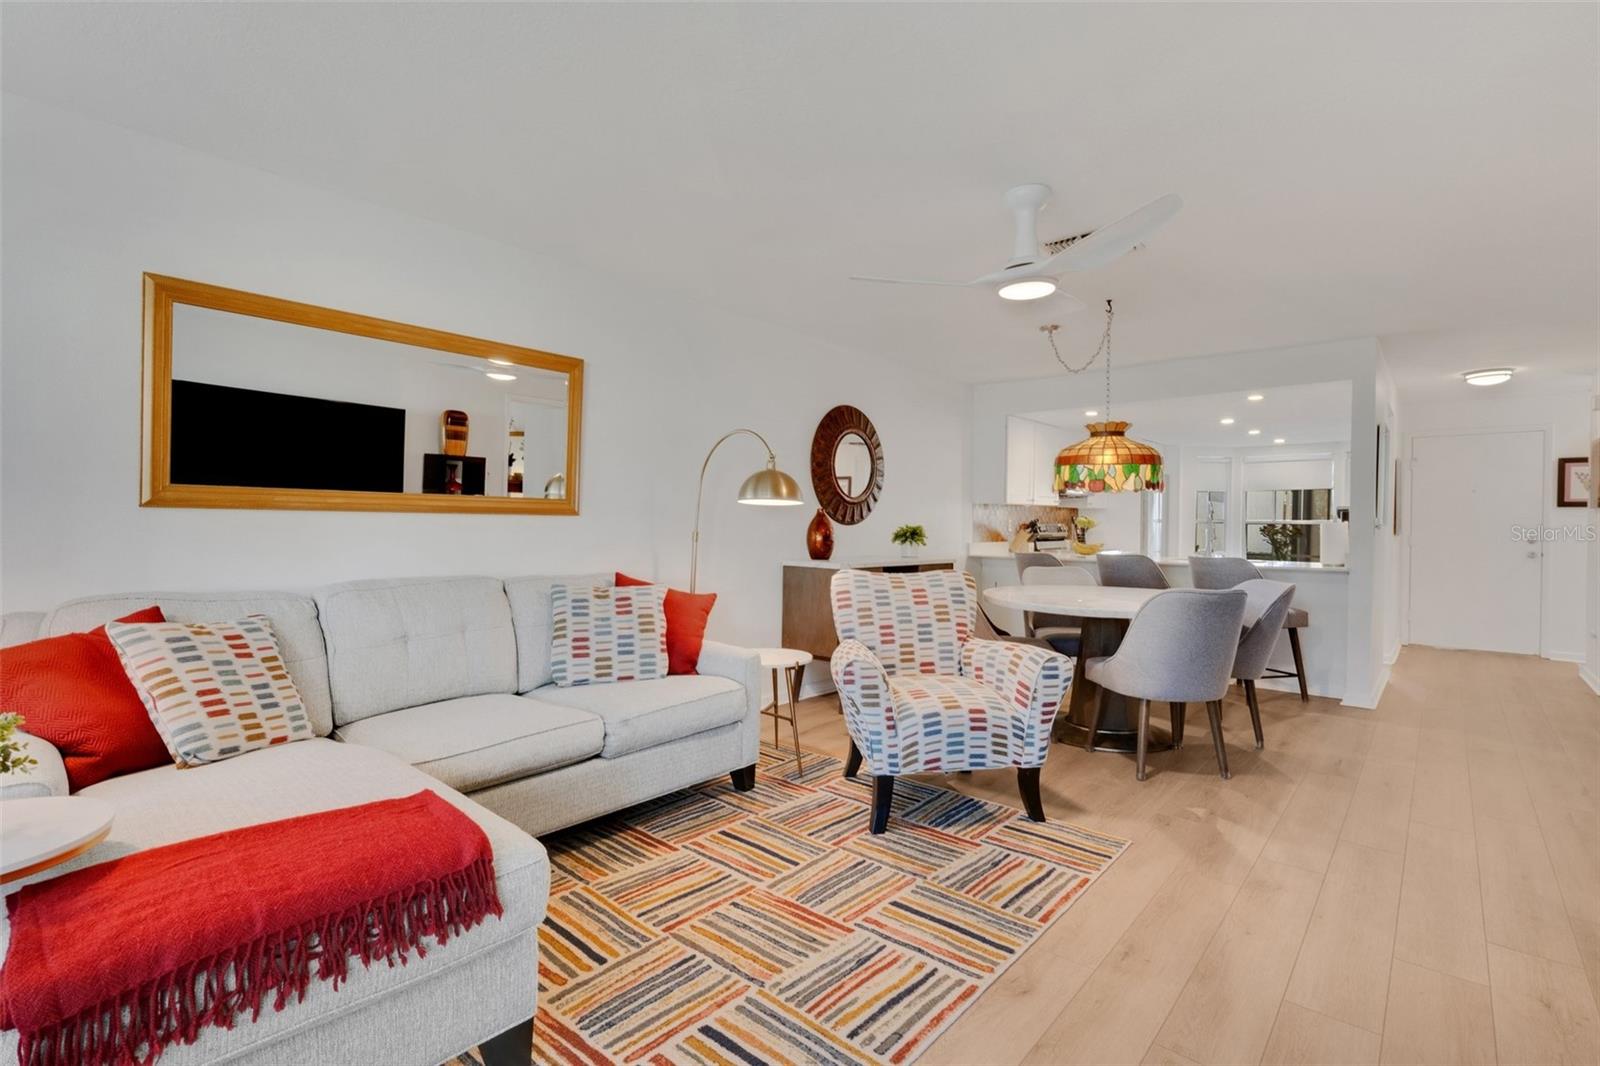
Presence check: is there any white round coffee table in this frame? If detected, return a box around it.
[1,796,115,884]
[755,648,813,767]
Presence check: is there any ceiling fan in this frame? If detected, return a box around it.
[850,184,1182,303]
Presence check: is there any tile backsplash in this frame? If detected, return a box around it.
[972,502,1079,542]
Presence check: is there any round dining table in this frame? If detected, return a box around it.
[982,583,1167,753]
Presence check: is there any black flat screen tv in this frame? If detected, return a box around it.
[170,379,406,493]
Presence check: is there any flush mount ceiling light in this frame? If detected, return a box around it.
[485,371,518,382]
[851,183,1182,305]
[1273,437,1286,444]
[1219,417,1235,425]
[1247,393,1264,402]
[1463,368,1515,387]
[1248,429,1261,436]
[1084,409,1099,417]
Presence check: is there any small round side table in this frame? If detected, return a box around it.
[1,796,115,884]
[756,648,813,768]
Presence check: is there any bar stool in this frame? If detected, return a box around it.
[1190,555,1311,701]
[1229,579,1298,749]
[757,648,812,767]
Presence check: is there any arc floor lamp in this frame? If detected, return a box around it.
[690,428,804,592]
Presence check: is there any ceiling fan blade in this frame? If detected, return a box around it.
[848,274,982,287]
[1041,193,1183,273]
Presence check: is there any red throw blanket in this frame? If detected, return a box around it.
[2,790,502,1066]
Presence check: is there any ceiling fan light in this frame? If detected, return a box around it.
[1463,368,1515,387]
[997,277,1057,301]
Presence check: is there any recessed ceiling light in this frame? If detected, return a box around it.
[1463,368,1514,387]
[996,277,1057,301]
[485,371,518,382]
[1248,429,1261,436]
[1219,417,1235,425]
[486,357,514,367]
[1273,437,1286,444]
[1084,409,1099,417]
[1246,393,1264,402]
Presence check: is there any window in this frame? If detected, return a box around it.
[1244,487,1332,562]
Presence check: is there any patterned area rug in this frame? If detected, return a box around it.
[453,745,1130,1066]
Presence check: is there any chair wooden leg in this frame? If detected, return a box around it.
[1017,767,1045,821]
[729,763,756,791]
[479,1015,534,1066]
[1244,679,1264,750]
[871,775,895,834]
[1084,687,1106,752]
[844,740,863,779]
[1206,699,1231,779]
[1135,699,1151,781]
[1288,627,1309,702]
[1170,702,1186,749]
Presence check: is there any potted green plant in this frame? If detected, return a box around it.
[1259,522,1299,561]
[891,523,928,559]
[0,713,37,776]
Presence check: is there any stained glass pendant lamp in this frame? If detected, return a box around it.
[1044,300,1164,494]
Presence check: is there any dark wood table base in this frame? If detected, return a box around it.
[1051,616,1175,755]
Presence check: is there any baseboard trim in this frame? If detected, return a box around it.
[1341,663,1391,710]
[1544,650,1586,663]
[1581,665,1600,697]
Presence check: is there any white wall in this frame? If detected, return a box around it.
[0,95,972,656]
[1398,378,1594,663]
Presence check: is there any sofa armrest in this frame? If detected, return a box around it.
[697,640,762,720]
[961,639,1073,764]
[1,732,69,799]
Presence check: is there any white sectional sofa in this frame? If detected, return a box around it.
[0,574,764,1066]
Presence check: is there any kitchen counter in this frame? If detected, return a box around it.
[966,542,1346,573]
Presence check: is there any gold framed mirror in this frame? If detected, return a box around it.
[141,274,583,514]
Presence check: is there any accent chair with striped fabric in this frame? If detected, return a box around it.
[829,569,1074,833]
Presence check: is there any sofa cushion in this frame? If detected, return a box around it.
[333,694,603,792]
[550,584,668,687]
[527,675,745,758]
[505,572,613,693]
[23,739,547,1066]
[316,577,516,727]
[39,590,334,736]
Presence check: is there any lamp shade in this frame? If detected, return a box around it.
[1054,421,1164,494]
[738,465,804,505]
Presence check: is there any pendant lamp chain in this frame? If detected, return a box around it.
[1041,299,1116,417]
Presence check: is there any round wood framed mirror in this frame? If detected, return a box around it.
[810,405,883,525]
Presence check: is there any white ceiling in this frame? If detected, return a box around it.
[4,3,1596,395]
[1022,380,1352,449]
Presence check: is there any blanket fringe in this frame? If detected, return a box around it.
[19,856,503,1066]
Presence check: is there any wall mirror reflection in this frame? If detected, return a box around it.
[143,275,583,513]
[832,431,875,501]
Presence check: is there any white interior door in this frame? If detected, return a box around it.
[1409,429,1544,653]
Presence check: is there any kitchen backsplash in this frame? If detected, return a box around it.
[972,502,1079,542]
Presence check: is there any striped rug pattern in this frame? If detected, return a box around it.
[452,745,1130,1066]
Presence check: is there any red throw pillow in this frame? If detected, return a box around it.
[0,607,172,791]
[614,572,717,675]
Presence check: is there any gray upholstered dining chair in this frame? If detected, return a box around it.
[1189,555,1310,701]
[1097,553,1170,589]
[1083,588,1249,781]
[1230,579,1297,750]
[1020,565,1097,656]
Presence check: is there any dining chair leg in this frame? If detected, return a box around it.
[1084,687,1106,752]
[844,740,863,779]
[1016,767,1045,822]
[1135,700,1151,782]
[1243,679,1264,750]
[1288,628,1309,702]
[1170,702,1186,749]
[1206,699,1231,780]
[871,775,895,834]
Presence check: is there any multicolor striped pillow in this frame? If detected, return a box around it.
[549,585,668,687]
[105,615,314,767]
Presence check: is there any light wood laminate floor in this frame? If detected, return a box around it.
[784,646,1600,1066]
